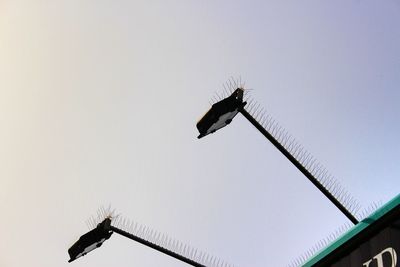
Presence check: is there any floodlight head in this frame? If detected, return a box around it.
[196,88,246,139]
[68,218,113,263]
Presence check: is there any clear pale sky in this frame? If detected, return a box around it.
[1,1,399,266]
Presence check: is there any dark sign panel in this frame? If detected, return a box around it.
[332,217,399,267]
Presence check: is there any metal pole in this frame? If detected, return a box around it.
[239,108,359,225]
[110,226,206,267]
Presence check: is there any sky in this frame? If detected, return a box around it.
[0,1,399,266]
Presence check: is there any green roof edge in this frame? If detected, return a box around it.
[302,193,400,267]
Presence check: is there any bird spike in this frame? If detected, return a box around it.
[356,201,383,221]
[222,83,231,98]
[210,76,248,106]
[287,222,353,267]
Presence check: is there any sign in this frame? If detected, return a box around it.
[331,217,400,267]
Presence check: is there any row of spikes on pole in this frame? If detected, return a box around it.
[287,201,383,267]
[287,222,353,267]
[87,206,236,267]
[210,77,362,219]
[243,96,363,219]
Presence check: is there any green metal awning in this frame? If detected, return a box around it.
[303,193,400,266]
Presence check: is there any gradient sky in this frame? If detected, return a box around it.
[1,1,399,266]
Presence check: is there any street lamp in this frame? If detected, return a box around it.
[68,210,231,267]
[196,85,359,225]
[68,218,113,263]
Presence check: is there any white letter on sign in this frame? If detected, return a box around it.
[363,247,397,267]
